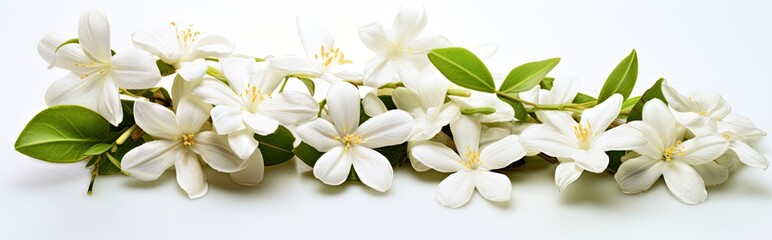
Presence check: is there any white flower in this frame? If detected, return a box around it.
[358,1,451,88]
[132,22,234,80]
[271,16,360,83]
[122,97,247,199]
[393,68,460,142]
[193,57,318,185]
[411,116,527,208]
[296,82,414,192]
[615,99,730,204]
[520,94,645,191]
[42,10,162,126]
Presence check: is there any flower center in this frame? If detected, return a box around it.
[182,134,196,146]
[335,128,363,151]
[314,45,352,68]
[459,145,481,170]
[171,21,199,51]
[573,122,594,149]
[239,83,269,112]
[391,43,415,56]
[662,140,684,162]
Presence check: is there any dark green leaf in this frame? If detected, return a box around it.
[293,142,325,167]
[605,150,628,172]
[539,77,555,90]
[15,105,111,163]
[254,126,296,166]
[156,60,176,77]
[374,143,409,166]
[496,92,528,122]
[378,95,397,110]
[428,47,495,93]
[572,93,598,104]
[296,77,316,96]
[499,58,560,93]
[621,96,641,111]
[627,78,667,122]
[598,49,638,102]
[99,136,144,175]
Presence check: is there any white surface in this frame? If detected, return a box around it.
[2,0,771,239]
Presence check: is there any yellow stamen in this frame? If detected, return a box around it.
[171,21,200,50]
[182,134,196,146]
[459,145,481,170]
[335,128,363,151]
[573,122,593,149]
[315,45,352,68]
[663,140,684,162]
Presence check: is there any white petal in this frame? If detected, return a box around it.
[391,1,427,44]
[227,129,259,160]
[210,106,246,135]
[176,96,211,133]
[674,135,729,165]
[270,55,319,76]
[242,111,279,136]
[473,170,512,202]
[593,124,645,151]
[410,141,464,173]
[78,10,111,63]
[479,135,526,170]
[356,110,414,149]
[110,50,162,89]
[362,91,388,117]
[313,146,352,185]
[358,22,392,55]
[548,77,580,105]
[219,57,251,93]
[193,131,247,172]
[730,140,768,169]
[122,140,180,181]
[296,15,334,60]
[626,121,665,159]
[296,119,341,152]
[661,83,696,112]
[190,34,234,59]
[37,33,68,67]
[193,79,243,107]
[451,116,481,155]
[229,149,265,186]
[364,57,398,88]
[407,35,452,54]
[351,146,394,192]
[407,141,431,172]
[614,156,665,194]
[450,92,514,123]
[570,149,609,173]
[642,99,679,144]
[692,161,728,186]
[582,94,622,136]
[470,44,498,63]
[519,124,578,158]
[555,161,584,192]
[673,111,717,136]
[663,161,707,204]
[131,31,168,60]
[415,69,449,108]
[133,99,182,139]
[174,150,208,199]
[52,44,97,73]
[260,92,319,126]
[395,57,422,84]
[436,171,475,208]
[171,75,202,108]
[95,77,124,126]
[536,111,577,139]
[176,59,208,81]
[392,87,425,116]
[326,82,361,135]
[44,73,100,115]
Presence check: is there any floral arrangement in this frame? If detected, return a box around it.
[16,1,767,208]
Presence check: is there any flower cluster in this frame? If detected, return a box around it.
[17,2,766,208]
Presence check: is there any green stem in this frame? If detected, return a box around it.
[460,107,496,115]
[118,89,142,99]
[279,77,289,93]
[447,89,471,97]
[206,66,228,84]
[87,156,99,195]
[115,125,137,145]
[318,99,327,117]
[496,92,584,113]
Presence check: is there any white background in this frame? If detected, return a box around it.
[2,0,771,239]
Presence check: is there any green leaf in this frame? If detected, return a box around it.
[460,107,496,115]
[499,58,560,93]
[605,150,628,173]
[374,143,409,166]
[254,126,296,166]
[296,77,316,96]
[598,49,638,102]
[627,78,667,122]
[378,95,397,110]
[428,47,495,93]
[293,142,325,167]
[539,77,555,90]
[83,143,112,156]
[99,136,144,175]
[572,93,598,104]
[156,60,176,77]
[15,105,111,163]
[126,88,171,107]
[621,96,641,111]
[496,92,528,122]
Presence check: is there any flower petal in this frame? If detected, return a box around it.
[242,111,279,136]
[519,124,578,158]
[473,170,512,202]
[358,22,392,55]
[395,57,422,85]
[362,91,388,117]
[674,135,729,165]
[313,146,352,185]
[176,96,211,134]
[407,35,452,54]
[45,73,99,114]
[548,77,580,105]
[296,119,341,152]
[363,57,398,88]
[260,91,318,126]
[133,99,183,139]
[663,161,707,204]
[410,141,464,173]
[581,94,622,136]
[176,58,208,81]
[130,31,168,60]
[356,110,414,148]
[661,82,696,113]
[270,55,319,76]
[78,10,111,63]
[193,131,247,173]
[729,140,768,169]
[555,161,584,192]
[95,77,124,126]
[642,99,680,145]
[227,129,259,160]
[436,171,475,208]
[326,82,361,135]
[193,79,243,108]
[392,87,425,116]
[190,34,234,59]
[451,116,481,155]
[110,50,162,89]
[37,33,68,67]
[593,124,645,151]
[296,15,334,60]
[614,156,665,194]
[450,92,514,123]
[122,140,180,181]
[351,146,394,192]
[174,150,208,199]
[479,135,526,170]
[229,149,265,186]
[391,1,427,44]
[210,106,246,135]
[570,149,609,173]
[219,57,251,93]
[626,121,665,159]
[692,161,728,186]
